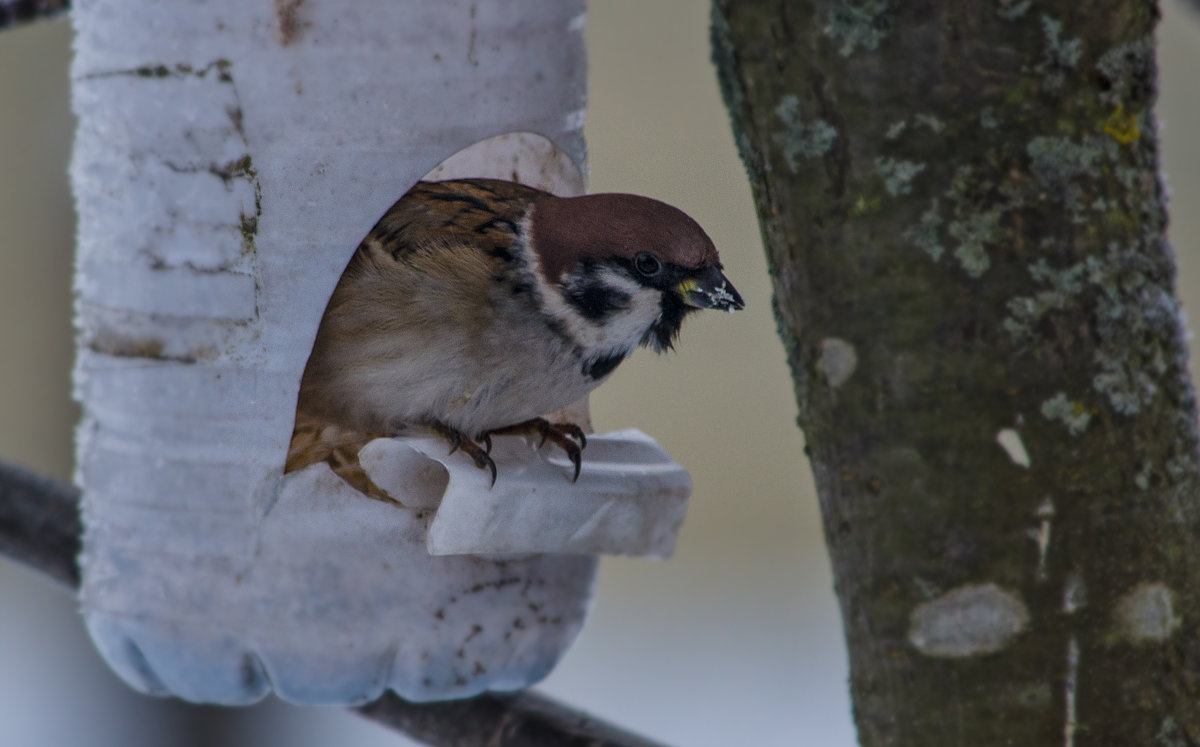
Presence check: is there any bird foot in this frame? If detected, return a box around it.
[429,422,497,487]
[481,418,587,483]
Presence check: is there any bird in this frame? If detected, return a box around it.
[285,178,743,498]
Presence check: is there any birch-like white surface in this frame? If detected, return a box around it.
[67,0,694,706]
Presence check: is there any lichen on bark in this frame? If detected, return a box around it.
[713,1,1200,744]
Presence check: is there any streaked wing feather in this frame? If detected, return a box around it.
[360,179,545,263]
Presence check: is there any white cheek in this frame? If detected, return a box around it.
[603,286,661,349]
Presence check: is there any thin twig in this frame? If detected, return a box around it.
[0,458,667,747]
[0,459,80,588]
[0,0,70,31]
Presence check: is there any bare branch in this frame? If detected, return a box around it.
[357,691,669,747]
[0,0,69,31]
[0,458,665,747]
[0,459,80,589]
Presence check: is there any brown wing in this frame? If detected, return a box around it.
[358,178,547,263]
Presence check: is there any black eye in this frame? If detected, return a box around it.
[634,252,661,277]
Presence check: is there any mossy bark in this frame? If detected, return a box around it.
[712,1,1200,744]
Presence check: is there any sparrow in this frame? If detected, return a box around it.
[286,178,743,497]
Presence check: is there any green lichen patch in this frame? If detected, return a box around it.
[1156,716,1187,747]
[1003,255,1085,339]
[1037,15,1083,91]
[1134,460,1154,490]
[914,113,945,134]
[1040,392,1092,436]
[1026,135,1111,189]
[1006,242,1179,416]
[885,120,907,140]
[772,95,838,172]
[1095,35,1155,108]
[1088,244,1176,415]
[905,125,1130,279]
[824,1,890,58]
[949,210,1001,278]
[875,157,926,196]
[1026,134,1117,221]
[996,0,1032,20]
[905,200,945,261]
[908,165,1022,279]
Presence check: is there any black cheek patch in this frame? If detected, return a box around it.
[583,353,625,381]
[565,283,632,322]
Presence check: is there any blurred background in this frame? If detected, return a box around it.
[1,2,1198,745]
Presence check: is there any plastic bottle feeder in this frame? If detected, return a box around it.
[71,0,690,706]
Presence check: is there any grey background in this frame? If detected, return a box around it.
[1,2,1198,745]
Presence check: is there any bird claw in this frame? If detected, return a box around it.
[556,437,583,484]
[431,418,586,486]
[474,450,498,487]
[431,422,497,487]
[482,418,588,483]
[554,423,586,450]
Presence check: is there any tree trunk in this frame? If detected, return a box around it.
[712,1,1200,744]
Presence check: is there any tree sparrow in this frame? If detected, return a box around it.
[287,178,742,494]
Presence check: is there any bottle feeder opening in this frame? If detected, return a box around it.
[278,132,690,559]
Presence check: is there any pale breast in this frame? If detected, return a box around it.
[298,246,606,436]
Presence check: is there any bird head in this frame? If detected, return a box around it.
[529,192,743,354]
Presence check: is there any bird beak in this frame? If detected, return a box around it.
[677,265,745,312]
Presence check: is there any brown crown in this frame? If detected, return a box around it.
[530,192,720,283]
